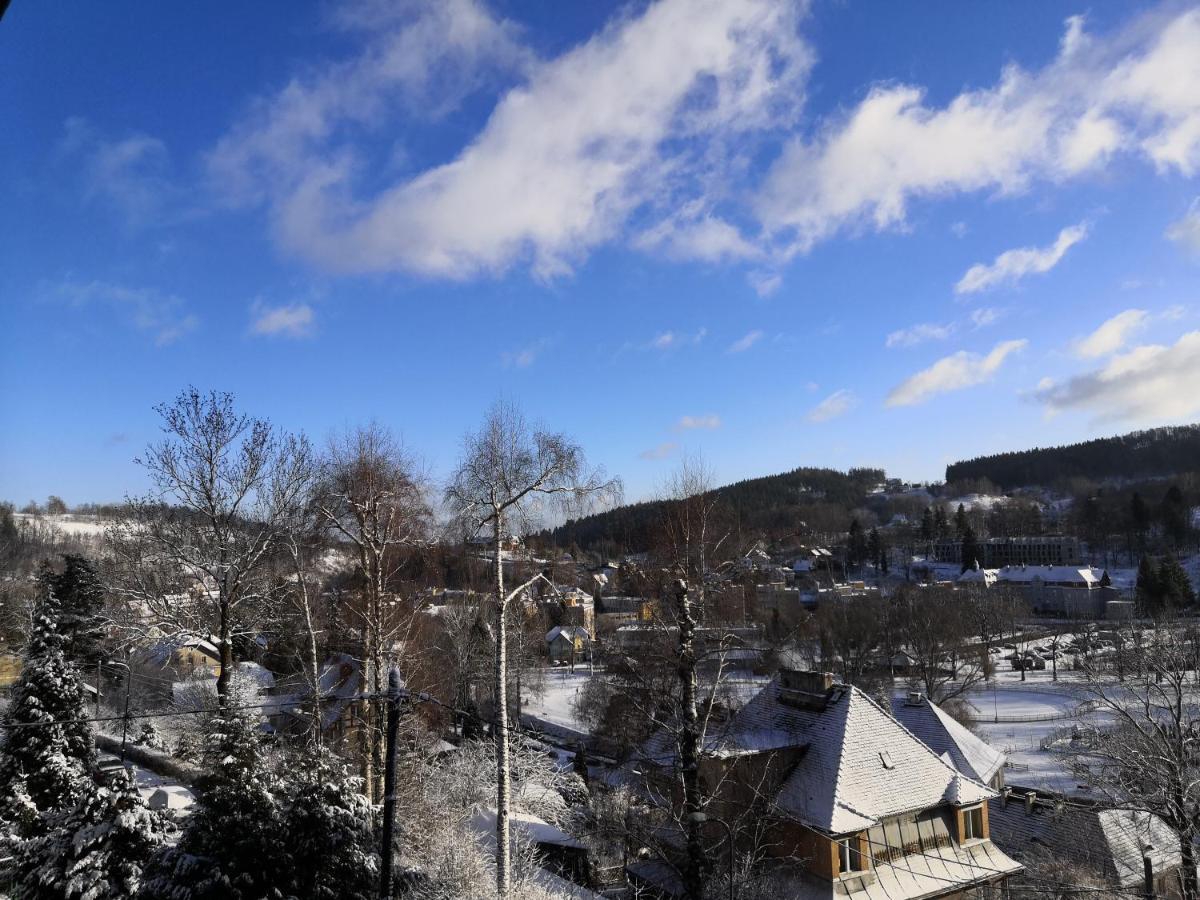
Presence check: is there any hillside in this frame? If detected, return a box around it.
[546,466,886,554]
[945,425,1200,490]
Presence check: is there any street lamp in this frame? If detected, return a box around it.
[688,811,736,900]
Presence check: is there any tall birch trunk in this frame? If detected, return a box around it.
[676,579,705,900]
[493,512,512,899]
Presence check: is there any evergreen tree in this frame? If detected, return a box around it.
[38,555,107,666]
[847,519,868,569]
[1131,492,1152,550]
[960,525,980,574]
[919,507,934,542]
[279,754,377,900]
[954,503,968,540]
[0,589,94,817]
[1159,555,1197,609]
[934,506,949,540]
[867,527,887,574]
[14,769,167,900]
[141,678,285,900]
[1162,486,1191,549]
[1136,555,1162,614]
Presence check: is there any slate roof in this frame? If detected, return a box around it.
[890,695,1006,785]
[649,676,995,835]
[989,792,1181,888]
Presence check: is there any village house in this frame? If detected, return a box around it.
[545,625,591,665]
[635,670,1022,899]
[958,564,1118,617]
[989,788,1185,898]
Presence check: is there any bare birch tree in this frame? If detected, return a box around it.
[1070,622,1200,900]
[444,401,617,899]
[311,423,431,802]
[106,387,316,701]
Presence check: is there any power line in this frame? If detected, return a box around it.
[0,690,386,732]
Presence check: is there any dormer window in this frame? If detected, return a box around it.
[838,836,864,874]
[962,805,985,841]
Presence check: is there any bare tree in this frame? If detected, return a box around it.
[311,423,432,801]
[444,401,617,899]
[895,583,985,702]
[1070,622,1200,900]
[106,388,316,700]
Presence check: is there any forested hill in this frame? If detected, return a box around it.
[945,425,1200,490]
[545,466,885,554]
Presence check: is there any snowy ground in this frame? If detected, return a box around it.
[524,667,592,734]
[13,513,108,538]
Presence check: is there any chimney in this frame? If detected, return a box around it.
[1001,788,1011,808]
[1053,799,1064,819]
[905,691,925,706]
[778,670,836,711]
[1025,792,1037,815]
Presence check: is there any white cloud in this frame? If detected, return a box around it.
[676,414,721,430]
[647,328,707,351]
[748,270,783,298]
[807,389,857,422]
[635,205,762,263]
[886,339,1027,407]
[214,0,812,279]
[727,330,764,353]
[955,223,1088,294]
[638,441,679,460]
[1037,331,1200,423]
[970,307,1003,328]
[757,9,1200,255]
[50,279,198,346]
[249,302,314,338]
[58,117,183,226]
[885,322,954,349]
[1166,197,1200,257]
[1073,308,1147,359]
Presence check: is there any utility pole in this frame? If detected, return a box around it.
[1142,847,1155,900]
[380,667,403,900]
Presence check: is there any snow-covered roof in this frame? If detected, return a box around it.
[891,696,1005,785]
[989,792,1180,888]
[957,567,999,587]
[647,674,995,835]
[469,807,584,850]
[545,625,590,643]
[994,565,1104,586]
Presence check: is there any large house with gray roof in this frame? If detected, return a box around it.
[635,670,1022,900]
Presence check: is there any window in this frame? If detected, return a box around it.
[963,806,984,841]
[838,837,863,874]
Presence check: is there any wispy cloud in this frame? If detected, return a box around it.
[1037,330,1200,423]
[955,223,1088,294]
[727,330,765,353]
[885,322,954,349]
[970,307,1003,328]
[807,389,857,422]
[57,117,186,226]
[49,279,198,346]
[748,271,783,298]
[887,339,1027,406]
[249,301,315,339]
[210,0,811,279]
[1073,309,1147,359]
[638,441,679,460]
[648,328,707,351]
[675,414,721,431]
[1166,197,1200,257]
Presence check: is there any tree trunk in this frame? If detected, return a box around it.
[216,593,232,701]
[1181,825,1198,900]
[676,580,705,900]
[493,516,512,899]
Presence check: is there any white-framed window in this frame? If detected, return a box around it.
[963,805,984,841]
[838,836,863,873]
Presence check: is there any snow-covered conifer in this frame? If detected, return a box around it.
[0,589,94,816]
[141,676,285,900]
[280,753,377,900]
[14,768,167,900]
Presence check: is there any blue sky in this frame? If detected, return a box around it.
[2,0,1200,507]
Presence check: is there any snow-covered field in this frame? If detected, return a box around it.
[524,668,592,734]
[13,513,108,538]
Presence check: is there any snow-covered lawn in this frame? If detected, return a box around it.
[524,667,593,734]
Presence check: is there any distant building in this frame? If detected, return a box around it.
[934,535,1081,568]
[957,565,1117,618]
[546,625,591,664]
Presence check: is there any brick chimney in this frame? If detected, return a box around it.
[778,670,836,710]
